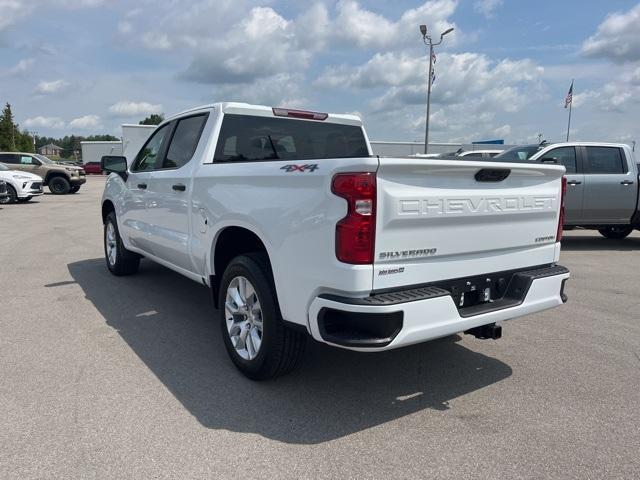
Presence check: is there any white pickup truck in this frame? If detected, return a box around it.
[101,103,570,380]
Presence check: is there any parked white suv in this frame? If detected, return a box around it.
[101,103,570,379]
[0,163,44,203]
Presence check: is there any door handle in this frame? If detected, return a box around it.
[621,180,634,185]
[172,184,186,192]
[137,183,147,189]
[567,180,582,185]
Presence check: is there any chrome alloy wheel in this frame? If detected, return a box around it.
[225,276,263,360]
[106,221,117,266]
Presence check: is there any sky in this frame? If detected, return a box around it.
[1,0,639,145]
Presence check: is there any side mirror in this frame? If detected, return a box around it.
[540,157,558,164]
[101,155,127,177]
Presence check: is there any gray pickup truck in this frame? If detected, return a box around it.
[495,142,639,239]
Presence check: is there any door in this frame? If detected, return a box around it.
[581,146,636,223]
[145,113,209,273]
[120,123,172,254]
[539,146,583,225]
[11,154,44,176]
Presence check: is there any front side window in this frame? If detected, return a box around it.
[163,114,208,169]
[584,147,625,174]
[20,155,36,165]
[132,123,170,171]
[545,147,577,173]
[214,114,369,162]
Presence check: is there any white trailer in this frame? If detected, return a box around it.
[80,141,123,164]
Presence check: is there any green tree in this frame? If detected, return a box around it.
[0,103,17,151]
[139,113,164,125]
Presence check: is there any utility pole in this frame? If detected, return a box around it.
[420,25,454,154]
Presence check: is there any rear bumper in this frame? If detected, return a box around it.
[308,264,569,351]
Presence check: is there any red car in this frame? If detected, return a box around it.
[82,161,104,175]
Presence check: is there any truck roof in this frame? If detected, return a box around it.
[167,102,363,127]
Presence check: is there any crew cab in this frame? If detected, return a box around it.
[496,142,639,239]
[101,103,570,380]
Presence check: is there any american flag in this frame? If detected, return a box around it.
[564,80,573,108]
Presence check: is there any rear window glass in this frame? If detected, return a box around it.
[585,147,625,174]
[214,114,369,162]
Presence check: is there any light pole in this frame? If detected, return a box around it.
[420,25,454,154]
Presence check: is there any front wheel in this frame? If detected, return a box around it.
[49,177,70,194]
[104,212,140,275]
[219,254,305,380]
[598,226,633,239]
[1,185,17,204]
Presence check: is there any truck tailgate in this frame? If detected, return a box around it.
[374,158,565,290]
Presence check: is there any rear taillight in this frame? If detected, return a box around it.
[331,173,376,264]
[556,176,567,242]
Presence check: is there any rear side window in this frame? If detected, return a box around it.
[464,152,483,158]
[214,114,369,162]
[545,146,577,174]
[585,147,625,174]
[163,114,208,169]
[0,154,17,164]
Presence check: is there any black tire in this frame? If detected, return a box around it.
[17,196,32,203]
[69,186,80,193]
[104,211,140,276]
[49,176,71,194]
[218,253,306,380]
[598,226,633,239]
[2,185,17,204]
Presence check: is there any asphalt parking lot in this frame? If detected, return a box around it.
[1,176,639,479]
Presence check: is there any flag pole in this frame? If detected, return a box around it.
[566,79,573,142]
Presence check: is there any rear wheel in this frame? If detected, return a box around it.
[49,177,70,194]
[104,212,140,275]
[598,226,633,239]
[219,253,305,380]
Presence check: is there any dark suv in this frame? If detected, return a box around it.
[0,152,86,194]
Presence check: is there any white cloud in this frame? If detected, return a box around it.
[23,116,66,129]
[334,0,458,49]
[474,0,504,19]
[35,79,70,94]
[0,58,34,76]
[69,114,101,130]
[582,4,640,62]
[0,0,104,32]
[108,101,163,117]
[493,124,511,137]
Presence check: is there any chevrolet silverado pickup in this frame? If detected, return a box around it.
[101,103,570,380]
[496,142,639,239]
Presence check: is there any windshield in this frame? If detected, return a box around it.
[494,145,542,162]
[34,154,55,164]
[0,163,9,171]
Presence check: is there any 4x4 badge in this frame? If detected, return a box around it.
[280,164,319,173]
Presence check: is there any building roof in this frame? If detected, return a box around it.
[40,143,63,150]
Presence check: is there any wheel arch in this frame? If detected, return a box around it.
[210,226,273,309]
[44,171,70,186]
[102,199,116,224]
